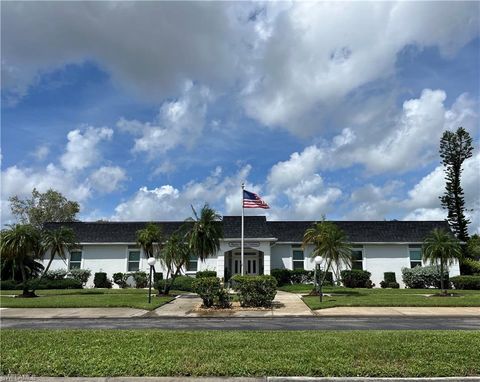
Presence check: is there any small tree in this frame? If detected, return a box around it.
[0,224,43,297]
[422,228,462,295]
[188,204,223,261]
[439,127,473,243]
[159,230,191,295]
[136,223,162,273]
[9,188,80,230]
[303,221,352,301]
[33,226,77,294]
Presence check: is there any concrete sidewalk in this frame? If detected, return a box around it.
[314,307,480,317]
[0,307,148,319]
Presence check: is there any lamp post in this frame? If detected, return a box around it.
[314,256,323,303]
[147,257,156,304]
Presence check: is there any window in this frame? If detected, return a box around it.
[292,247,304,270]
[187,255,198,272]
[409,245,422,268]
[128,250,140,272]
[69,251,82,270]
[351,248,363,270]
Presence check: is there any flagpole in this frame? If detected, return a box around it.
[241,182,245,276]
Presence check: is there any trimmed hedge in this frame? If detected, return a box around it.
[192,276,230,308]
[271,268,331,286]
[196,271,217,278]
[380,272,399,289]
[155,275,195,293]
[44,269,68,280]
[67,269,91,286]
[231,275,277,307]
[451,275,480,290]
[132,271,148,288]
[402,266,450,289]
[1,278,83,290]
[113,272,129,288]
[340,270,373,288]
[93,272,112,288]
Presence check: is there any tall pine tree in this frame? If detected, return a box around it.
[439,127,473,243]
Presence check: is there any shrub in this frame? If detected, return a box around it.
[113,272,129,288]
[1,278,83,290]
[271,269,291,286]
[380,272,398,289]
[402,266,449,289]
[316,270,334,286]
[463,258,480,275]
[67,269,91,286]
[290,270,314,284]
[450,275,480,290]
[133,271,148,288]
[231,275,277,308]
[340,270,372,288]
[45,269,67,280]
[192,276,231,308]
[155,275,195,293]
[154,272,163,282]
[196,270,217,278]
[93,272,112,288]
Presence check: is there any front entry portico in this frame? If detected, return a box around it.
[224,248,264,278]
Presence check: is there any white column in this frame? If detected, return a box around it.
[260,242,271,275]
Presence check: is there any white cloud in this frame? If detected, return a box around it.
[118,82,212,157]
[243,2,479,133]
[113,165,254,221]
[89,166,127,194]
[60,126,113,171]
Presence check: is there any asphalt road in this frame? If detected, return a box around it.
[2,316,480,330]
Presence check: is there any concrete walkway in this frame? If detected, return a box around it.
[314,307,480,317]
[149,290,313,317]
[0,307,148,319]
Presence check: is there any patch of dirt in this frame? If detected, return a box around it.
[193,301,283,313]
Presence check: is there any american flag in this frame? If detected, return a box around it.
[243,190,270,209]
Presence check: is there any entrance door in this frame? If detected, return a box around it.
[232,252,258,276]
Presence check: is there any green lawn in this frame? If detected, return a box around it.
[300,288,480,310]
[0,289,176,310]
[1,330,479,377]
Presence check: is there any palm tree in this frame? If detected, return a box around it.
[0,224,42,297]
[33,226,77,293]
[136,223,163,273]
[423,228,462,295]
[187,204,223,261]
[159,230,191,295]
[303,221,352,301]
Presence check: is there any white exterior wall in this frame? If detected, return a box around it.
[363,244,410,288]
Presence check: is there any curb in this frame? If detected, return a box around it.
[2,376,480,382]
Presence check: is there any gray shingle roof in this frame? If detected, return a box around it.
[44,217,450,243]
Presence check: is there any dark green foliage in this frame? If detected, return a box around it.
[384,272,397,283]
[402,266,449,289]
[1,278,82,290]
[68,269,91,286]
[132,271,148,288]
[188,204,223,261]
[271,269,291,286]
[94,272,112,288]
[153,272,163,282]
[155,275,194,293]
[380,272,399,288]
[450,276,480,290]
[192,276,231,308]
[340,270,372,288]
[231,275,277,307]
[439,127,473,243]
[0,256,44,282]
[113,273,129,288]
[316,270,334,286]
[196,270,217,278]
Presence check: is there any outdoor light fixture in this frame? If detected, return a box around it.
[147,257,156,303]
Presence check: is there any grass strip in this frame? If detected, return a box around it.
[1,330,479,377]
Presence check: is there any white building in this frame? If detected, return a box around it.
[44,216,460,288]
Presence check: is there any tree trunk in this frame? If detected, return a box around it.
[440,260,445,295]
[19,262,36,297]
[31,254,55,294]
[164,262,184,296]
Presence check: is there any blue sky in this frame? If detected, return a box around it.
[1,2,479,232]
